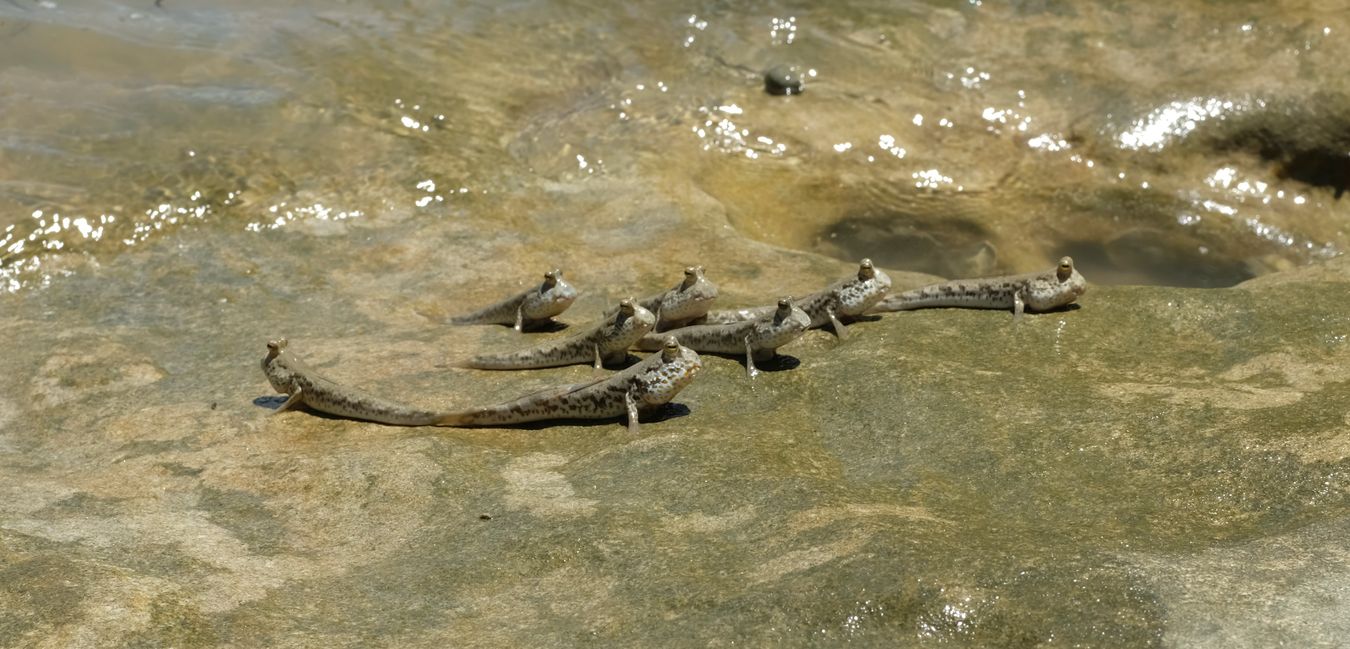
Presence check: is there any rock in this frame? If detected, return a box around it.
[1,182,1348,644]
[764,65,805,96]
[3,2,1350,645]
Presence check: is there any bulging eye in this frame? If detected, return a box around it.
[661,336,680,355]
[1056,257,1074,280]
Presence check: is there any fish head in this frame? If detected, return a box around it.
[523,268,578,319]
[857,258,876,280]
[1058,256,1088,298]
[1025,256,1088,311]
[638,336,702,408]
[261,338,298,393]
[835,260,892,317]
[771,296,810,330]
[662,265,719,321]
[680,265,703,289]
[754,300,811,349]
[628,300,658,334]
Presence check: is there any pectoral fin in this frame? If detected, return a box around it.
[826,307,849,341]
[273,390,303,415]
[625,390,640,434]
[1013,292,1025,322]
[744,335,759,379]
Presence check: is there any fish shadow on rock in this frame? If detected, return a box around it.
[847,314,884,324]
[640,402,692,424]
[735,354,801,373]
[602,353,642,370]
[253,395,288,411]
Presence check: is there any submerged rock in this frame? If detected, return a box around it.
[764,65,805,96]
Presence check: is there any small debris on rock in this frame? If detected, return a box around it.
[765,65,804,96]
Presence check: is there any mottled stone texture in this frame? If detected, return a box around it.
[4,0,1350,644]
[1,182,1347,647]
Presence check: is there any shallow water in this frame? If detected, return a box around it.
[2,1,1350,647]
[2,0,1348,292]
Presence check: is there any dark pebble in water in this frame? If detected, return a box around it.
[479,513,493,521]
[764,65,804,96]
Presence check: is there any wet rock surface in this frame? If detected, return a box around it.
[2,183,1349,645]
[3,1,1350,646]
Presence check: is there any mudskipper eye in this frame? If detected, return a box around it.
[660,336,680,361]
[1057,257,1074,281]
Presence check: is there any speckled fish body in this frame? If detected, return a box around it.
[638,300,809,359]
[261,339,444,426]
[449,269,578,330]
[464,298,655,370]
[439,338,702,432]
[636,266,719,331]
[871,256,1087,317]
[701,260,891,336]
[637,298,809,378]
